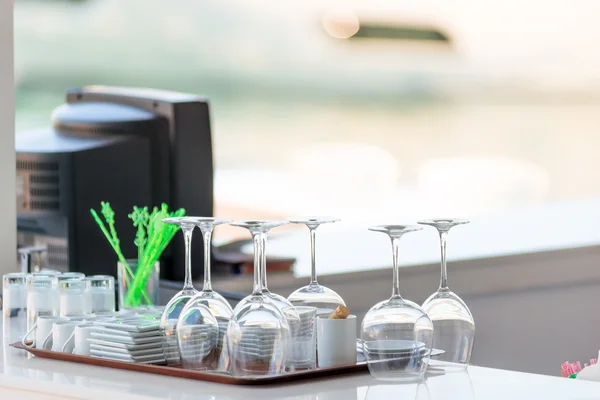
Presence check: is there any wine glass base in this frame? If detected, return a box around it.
[429,359,469,372]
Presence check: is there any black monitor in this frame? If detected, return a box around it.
[16,86,214,281]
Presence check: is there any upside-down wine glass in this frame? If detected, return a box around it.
[227,220,292,376]
[287,217,346,316]
[160,217,202,366]
[177,217,233,370]
[254,221,301,371]
[361,225,434,382]
[418,219,475,371]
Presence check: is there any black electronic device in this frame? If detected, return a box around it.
[16,86,214,281]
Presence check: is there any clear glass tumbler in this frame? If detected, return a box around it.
[26,275,59,337]
[3,272,30,346]
[117,259,160,310]
[59,278,92,317]
[3,273,29,319]
[287,306,317,370]
[87,275,116,313]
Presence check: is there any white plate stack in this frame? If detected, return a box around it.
[89,317,166,364]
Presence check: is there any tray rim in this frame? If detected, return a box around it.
[10,342,368,386]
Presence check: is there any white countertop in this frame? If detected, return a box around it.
[2,318,600,399]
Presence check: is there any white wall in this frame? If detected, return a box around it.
[0,0,16,277]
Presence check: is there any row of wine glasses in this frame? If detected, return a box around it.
[361,219,475,380]
[160,216,474,380]
[159,218,310,375]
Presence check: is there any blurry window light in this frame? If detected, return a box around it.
[322,9,360,39]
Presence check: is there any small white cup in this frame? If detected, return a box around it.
[63,323,97,356]
[316,315,357,368]
[21,316,68,349]
[51,321,81,353]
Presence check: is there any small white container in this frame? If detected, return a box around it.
[64,323,98,356]
[316,314,357,368]
[21,315,67,349]
[51,320,81,353]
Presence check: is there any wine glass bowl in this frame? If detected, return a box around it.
[287,284,345,314]
[361,224,433,382]
[227,295,290,376]
[362,301,434,382]
[176,303,219,370]
[420,291,474,368]
[287,217,346,315]
[418,218,475,370]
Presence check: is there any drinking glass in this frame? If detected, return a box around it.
[59,278,92,317]
[3,273,30,347]
[361,225,434,382]
[117,259,160,309]
[177,217,233,370]
[418,219,475,370]
[26,275,59,338]
[227,220,292,376]
[3,273,29,319]
[160,217,201,366]
[287,217,346,316]
[287,306,317,370]
[87,275,116,313]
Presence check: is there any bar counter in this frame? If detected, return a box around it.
[2,320,599,399]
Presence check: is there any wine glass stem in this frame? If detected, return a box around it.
[391,237,402,299]
[182,226,195,291]
[309,227,318,285]
[201,227,212,292]
[252,231,267,295]
[439,231,449,290]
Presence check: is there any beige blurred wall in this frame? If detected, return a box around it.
[0,0,16,278]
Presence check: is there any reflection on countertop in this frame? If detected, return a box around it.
[2,316,600,400]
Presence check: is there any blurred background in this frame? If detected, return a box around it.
[14,0,600,255]
[13,0,600,375]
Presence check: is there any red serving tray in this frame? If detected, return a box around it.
[11,342,367,386]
